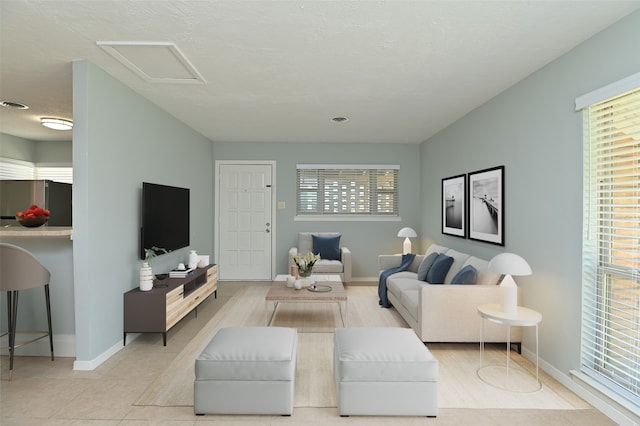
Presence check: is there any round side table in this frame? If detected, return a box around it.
[477,303,542,392]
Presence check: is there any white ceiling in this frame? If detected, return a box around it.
[1,1,639,144]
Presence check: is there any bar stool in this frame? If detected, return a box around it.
[0,243,54,380]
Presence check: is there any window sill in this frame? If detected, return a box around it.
[294,215,401,222]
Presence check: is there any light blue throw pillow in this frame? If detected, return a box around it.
[312,234,341,260]
[417,252,439,281]
[426,253,454,284]
[450,264,478,285]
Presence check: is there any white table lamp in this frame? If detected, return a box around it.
[488,253,532,315]
[397,227,417,254]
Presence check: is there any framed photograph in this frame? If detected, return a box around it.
[468,166,504,245]
[441,174,466,238]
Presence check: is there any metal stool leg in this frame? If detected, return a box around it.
[45,284,54,361]
[8,290,19,381]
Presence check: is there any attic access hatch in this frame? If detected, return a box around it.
[97,41,206,84]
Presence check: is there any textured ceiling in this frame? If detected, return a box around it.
[1,1,639,144]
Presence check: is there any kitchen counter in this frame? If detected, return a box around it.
[0,226,72,238]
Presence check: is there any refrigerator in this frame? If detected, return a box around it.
[0,180,72,227]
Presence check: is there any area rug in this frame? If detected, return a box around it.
[135,284,590,410]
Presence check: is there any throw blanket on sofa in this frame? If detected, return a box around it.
[378,253,415,308]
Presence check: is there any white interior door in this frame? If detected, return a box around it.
[216,162,274,280]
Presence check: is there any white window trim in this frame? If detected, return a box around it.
[577,75,640,416]
[295,164,400,221]
[575,71,640,111]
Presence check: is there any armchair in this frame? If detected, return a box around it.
[288,232,351,283]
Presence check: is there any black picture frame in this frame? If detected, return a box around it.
[468,166,504,246]
[441,174,466,238]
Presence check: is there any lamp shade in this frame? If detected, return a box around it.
[397,227,417,238]
[488,253,532,276]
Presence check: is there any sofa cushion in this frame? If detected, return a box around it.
[426,253,454,284]
[400,289,420,322]
[425,244,449,257]
[450,265,477,285]
[442,249,471,284]
[462,256,501,285]
[312,259,343,273]
[417,252,439,281]
[313,234,341,260]
[387,277,423,299]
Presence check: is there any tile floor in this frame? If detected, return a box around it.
[1,282,615,425]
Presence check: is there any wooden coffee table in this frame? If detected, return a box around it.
[265,275,347,327]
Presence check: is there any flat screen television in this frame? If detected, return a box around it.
[140,182,190,259]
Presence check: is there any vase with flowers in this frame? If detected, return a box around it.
[292,252,320,278]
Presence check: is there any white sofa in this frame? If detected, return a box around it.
[289,232,352,283]
[378,244,522,345]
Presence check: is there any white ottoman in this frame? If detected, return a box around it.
[194,326,298,415]
[334,327,438,417]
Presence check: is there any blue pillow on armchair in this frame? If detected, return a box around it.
[426,253,454,284]
[450,265,477,285]
[312,234,341,260]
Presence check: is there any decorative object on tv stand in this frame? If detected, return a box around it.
[291,252,320,278]
[397,227,417,254]
[488,252,532,315]
[141,246,169,291]
[188,250,199,269]
[197,255,210,268]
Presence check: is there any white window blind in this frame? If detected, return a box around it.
[35,166,73,184]
[0,158,35,179]
[296,164,399,217]
[581,85,640,409]
[0,158,72,183]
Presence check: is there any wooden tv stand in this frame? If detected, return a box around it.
[123,264,217,346]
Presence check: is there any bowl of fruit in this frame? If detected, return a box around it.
[16,205,50,228]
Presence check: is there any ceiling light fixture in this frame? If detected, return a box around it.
[0,100,29,109]
[41,118,73,131]
[331,117,348,123]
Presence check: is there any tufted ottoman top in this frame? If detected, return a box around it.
[196,326,297,381]
[335,327,438,382]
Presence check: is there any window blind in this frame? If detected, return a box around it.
[35,166,73,184]
[0,158,72,183]
[0,157,35,179]
[296,165,399,217]
[581,86,640,408]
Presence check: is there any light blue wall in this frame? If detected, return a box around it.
[0,133,37,161]
[72,61,214,363]
[213,142,422,278]
[420,11,640,376]
[0,133,71,165]
[35,140,72,165]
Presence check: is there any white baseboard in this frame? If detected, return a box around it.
[0,333,75,357]
[73,336,131,371]
[521,347,640,425]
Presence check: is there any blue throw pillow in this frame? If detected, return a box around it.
[450,264,477,285]
[426,253,454,284]
[312,234,341,260]
[417,252,439,281]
